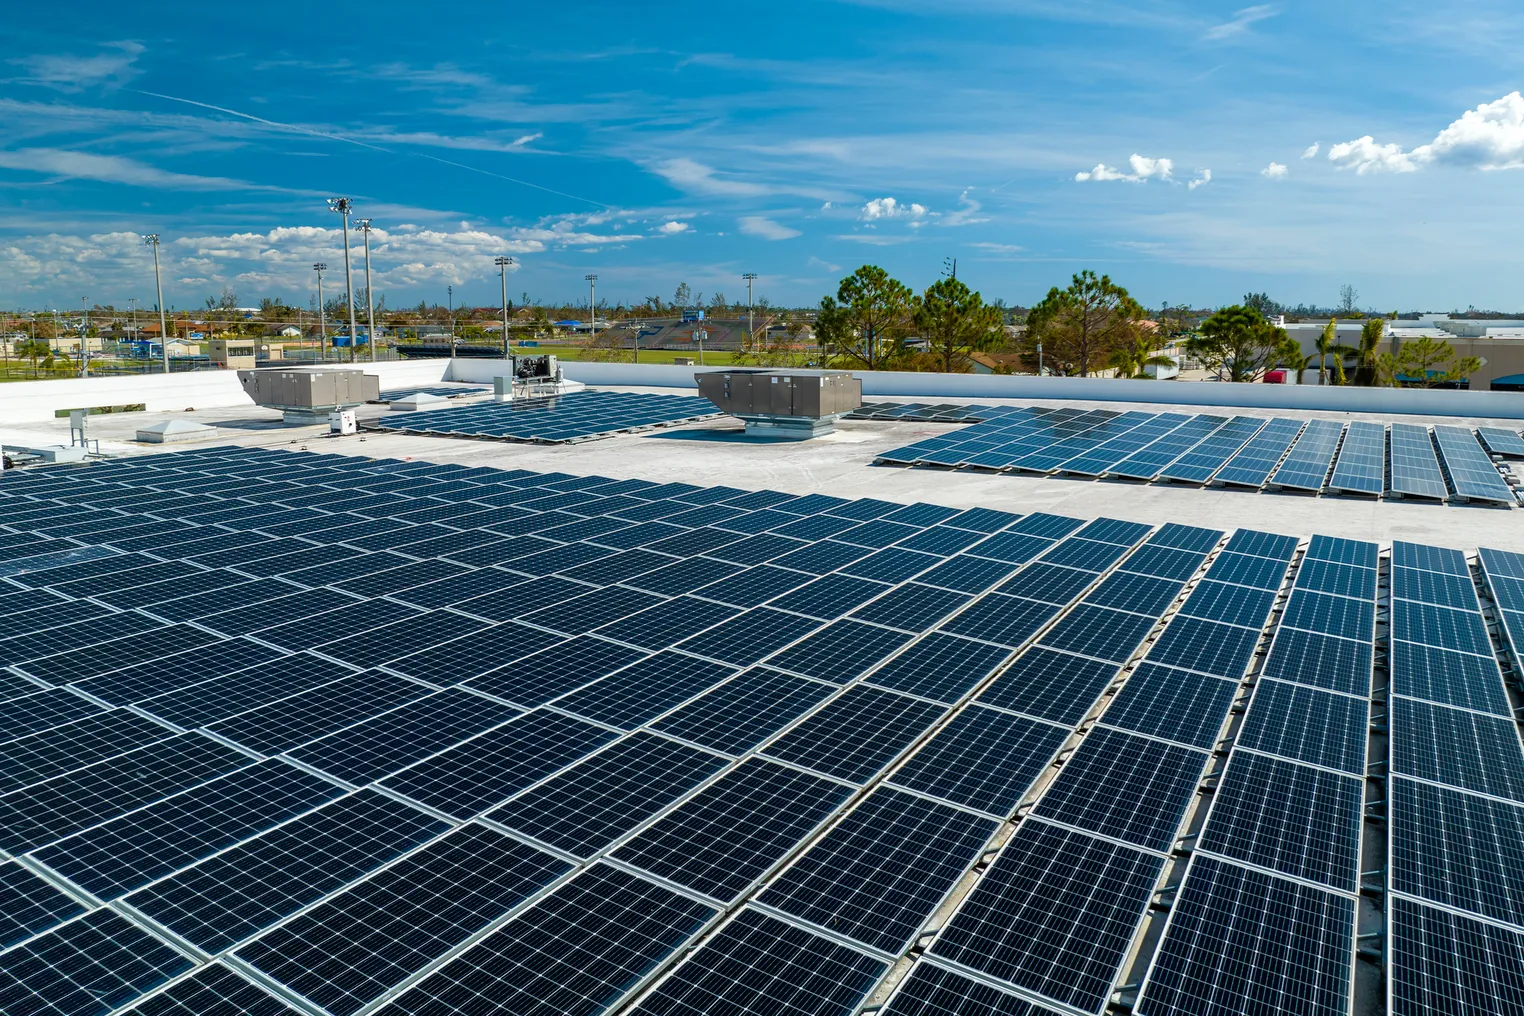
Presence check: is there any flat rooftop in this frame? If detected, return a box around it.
[21,387,1524,554]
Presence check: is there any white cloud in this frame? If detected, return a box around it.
[1327,136,1420,174]
[650,157,772,197]
[1262,162,1289,179]
[942,190,989,226]
[0,147,284,192]
[1188,169,1212,190]
[861,197,928,220]
[738,216,801,240]
[1329,92,1524,174]
[9,42,144,92]
[656,220,690,234]
[1301,142,1320,159]
[1205,5,1278,41]
[1075,154,1173,182]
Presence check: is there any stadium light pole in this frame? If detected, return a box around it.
[585,274,597,343]
[144,235,169,374]
[313,263,328,361]
[327,198,359,362]
[495,257,514,358]
[356,218,377,363]
[742,273,758,353]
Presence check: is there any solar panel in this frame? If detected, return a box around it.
[625,907,887,1016]
[611,757,855,902]
[1138,856,1355,1016]
[1198,751,1363,891]
[763,684,947,783]
[930,819,1164,1013]
[1325,421,1386,495]
[1389,423,1450,500]
[237,826,570,1016]
[373,863,716,1016]
[1102,663,1237,749]
[1388,896,1524,1016]
[114,963,299,1016]
[1236,679,1368,773]
[1434,425,1517,504]
[126,790,447,953]
[378,709,618,818]
[889,705,1068,815]
[1035,726,1209,851]
[1269,419,1344,491]
[0,909,193,1016]
[759,787,998,953]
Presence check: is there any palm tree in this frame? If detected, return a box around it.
[1315,319,1355,385]
[1352,318,1385,385]
[1108,334,1176,379]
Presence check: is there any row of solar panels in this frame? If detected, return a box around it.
[875,404,1524,505]
[1,448,1522,1016]
[368,388,719,443]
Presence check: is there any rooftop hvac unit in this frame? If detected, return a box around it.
[695,369,862,439]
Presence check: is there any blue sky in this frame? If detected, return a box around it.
[3,1,1523,312]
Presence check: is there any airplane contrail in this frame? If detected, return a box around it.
[132,89,613,209]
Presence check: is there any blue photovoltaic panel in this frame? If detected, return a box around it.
[1434,425,1517,504]
[931,819,1163,1013]
[759,788,998,953]
[1389,424,1450,501]
[1138,856,1355,1016]
[1326,421,1386,495]
[624,907,887,1016]
[374,864,716,1016]
[1270,419,1344,491]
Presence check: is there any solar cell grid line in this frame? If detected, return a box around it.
[125,789,450,954]
[1269,418,1345,491]
[0,732,253,854]
[1389,776,1524,930]
[927,817,1166,1013]
[1211,417,1307,488]
[0,709,176,795]
[1479,426,1524,459]
[235,825,572,1016]
[1433,425,1519,503]
[1388,423,1450,501]
[1135,855,1357,1016]
[611,756,858,903]
[1325,421,1388,496]
[31,758,345,900]
[372,862,717,1016]
[0,907,194,1016]
[623,906,890,1016]
[1033,726,1212,852]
